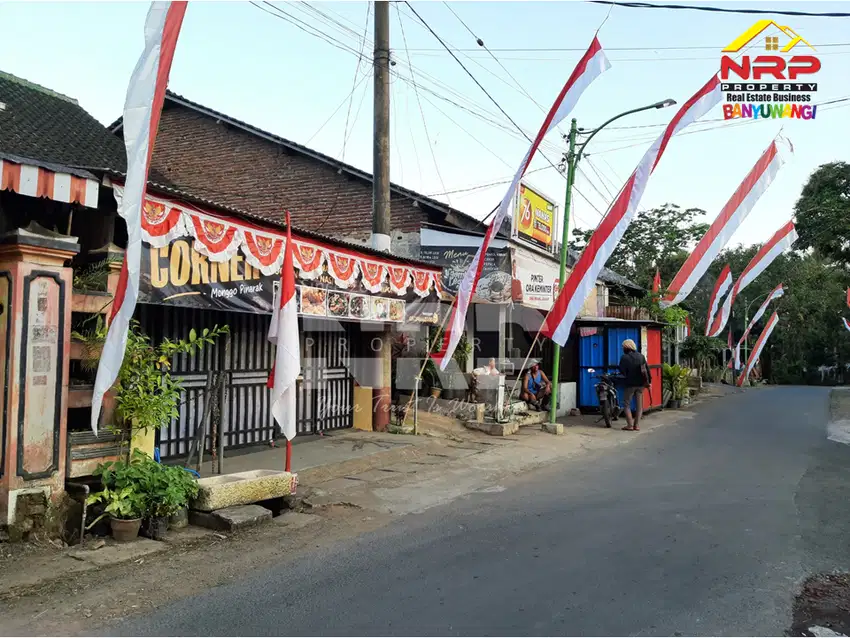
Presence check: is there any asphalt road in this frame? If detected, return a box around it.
[106,386,850,636]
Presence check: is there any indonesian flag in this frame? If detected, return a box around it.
[91,2,187,434]
[708,220,798,337]
[267,212,300,441]
[732,341,742,370]
[732,284,784,369]
[543,75,722,346]
[652,269,661,295]
[843,317,850,332]
[737,311,779,387]
[684,316,692,338]
[705,264,732,336]
[661,140,784,308]
[727,327,733,350]
[846,288,850,309]
[433,36,610,369]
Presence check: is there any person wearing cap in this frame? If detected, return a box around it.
[521,359,552,411]
[619,339,650,431]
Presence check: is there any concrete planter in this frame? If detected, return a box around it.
[191,470,297,512]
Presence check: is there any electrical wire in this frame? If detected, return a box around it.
[341,3,371,161]
[403,42,850,53]
[395,4,451,206]
[587,1,850,18]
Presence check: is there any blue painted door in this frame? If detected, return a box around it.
[578,332,605,408]
[606,327,641,410]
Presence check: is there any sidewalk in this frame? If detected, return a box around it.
[0,384,734,600]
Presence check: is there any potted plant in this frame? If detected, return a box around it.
[423,359,442,399]
[662,363,691,408]
[86,485,145,542]
[146,464,199,538]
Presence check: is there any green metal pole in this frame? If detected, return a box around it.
[550,118,578,424]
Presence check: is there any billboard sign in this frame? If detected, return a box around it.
[514,182,557,249]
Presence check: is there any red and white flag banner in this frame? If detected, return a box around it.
[843,317,850,332]
[709,220,798,337]
[433,36,610,370]
[543,75,722,346]
[846,288,850,309]
[662,139,784,308]
[91,1,187,434]
[267,212,300,441]
[684,316,692,338]
[705,264,733,336]
[733,284,784,370]
[737,311,779,387]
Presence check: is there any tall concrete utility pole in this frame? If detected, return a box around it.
[371,0,391,252]
[371,1,392,431]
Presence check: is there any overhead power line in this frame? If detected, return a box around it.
[587,1,850,18]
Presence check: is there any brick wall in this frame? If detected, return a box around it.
[150,104,434,243]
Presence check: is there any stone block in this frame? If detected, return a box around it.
[189,504,272,532]
[542,422,564,435]
[191,470,297,512]
[463,420,519,436]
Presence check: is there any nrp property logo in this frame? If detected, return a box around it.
[720,20,821,121]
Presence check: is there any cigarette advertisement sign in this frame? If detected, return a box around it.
[515,182,556,249]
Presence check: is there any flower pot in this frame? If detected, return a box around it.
[169,507,189,530]
[141,516,169,541]
[429,387,442,399]
[110,517,141,542]
[668,399,682,409]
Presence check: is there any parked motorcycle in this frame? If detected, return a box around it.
[588,368,621,428]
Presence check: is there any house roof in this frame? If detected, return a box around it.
[100,169,440,270]
[0,71,127,173]
[109,90,490,231]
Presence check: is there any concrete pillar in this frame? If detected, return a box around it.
[0,227,78,526]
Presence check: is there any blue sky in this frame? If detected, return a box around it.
[1,1,848,247]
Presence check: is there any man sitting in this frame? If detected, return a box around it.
[520,360,552,411]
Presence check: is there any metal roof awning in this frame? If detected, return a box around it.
[0,154,99,209]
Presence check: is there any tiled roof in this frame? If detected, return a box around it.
[0,71,127,172]
[110,90,489,230]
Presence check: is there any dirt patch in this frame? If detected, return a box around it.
[789,573,850,636]
[831,389,850,423]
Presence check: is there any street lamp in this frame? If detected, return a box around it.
[549,98,677,425]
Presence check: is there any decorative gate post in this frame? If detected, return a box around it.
[0,227,78,527]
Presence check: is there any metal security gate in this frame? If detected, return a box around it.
[138,305,355,459]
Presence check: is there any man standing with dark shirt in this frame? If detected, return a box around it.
[618,339,649,431]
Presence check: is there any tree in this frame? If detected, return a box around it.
[794,162,850,265]
[569,203,708,289]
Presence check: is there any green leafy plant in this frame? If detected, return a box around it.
[662,363,691,401]
[680,335,725,374]
[94,450,198,519]
[86,485,145,527]
[453,331,473,371]
[77,320,228,434]
[73,259,112,293]
[71,314,108,373]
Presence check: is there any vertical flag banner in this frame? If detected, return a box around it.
[737,311,779,387]
[543,75,722,346]
[684,316,692,338]
[705,264,732,336]
[709,220,798,337]
[267,212,300,442]
[733,283,784,370]
[652,269,661,295]
[91,1,188,433]
[727,328,733,351]
[843,317,850,332]
[433,36,610,369]
[662,139,784,308]
[846,288,850,309]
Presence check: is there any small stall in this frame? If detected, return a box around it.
[576,317,664,412]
